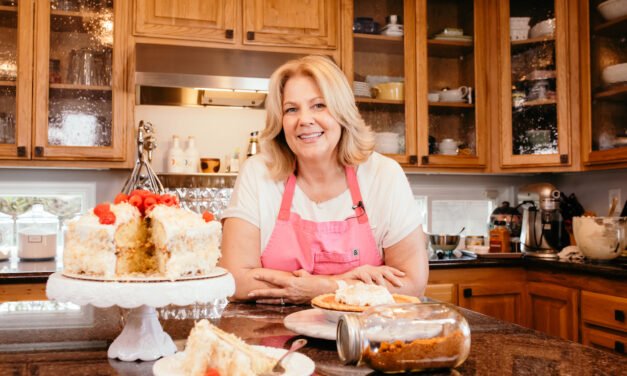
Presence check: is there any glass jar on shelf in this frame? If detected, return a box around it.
[337,303,470,373]
[16,204,59,260]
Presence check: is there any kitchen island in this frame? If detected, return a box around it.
[0,301,626,375]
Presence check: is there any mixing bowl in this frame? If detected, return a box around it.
[573,216,626,261]
[428,234,461,252]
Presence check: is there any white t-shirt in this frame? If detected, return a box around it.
[222,152,422,256]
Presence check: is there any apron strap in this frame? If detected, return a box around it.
[278,174,297,221]
[345,166,368,224]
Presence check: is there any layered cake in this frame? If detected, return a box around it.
[183,319,276,376]
[312,282,420,312]
[64,190,221,280]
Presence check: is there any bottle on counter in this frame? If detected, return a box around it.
[184,136,200,173]
[337,303,471,373]
[246,131,259,158]
[166,135,185,173]
[489,220,510,253]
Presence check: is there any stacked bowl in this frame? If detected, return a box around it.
[510,17,530,41]
[374,132,400,154]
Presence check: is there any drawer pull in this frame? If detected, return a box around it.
[615,341,625,354]
[463,288,472,298]
[615,310,625,323]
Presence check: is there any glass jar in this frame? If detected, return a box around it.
[16,204,59,260]
[337,303,470,373]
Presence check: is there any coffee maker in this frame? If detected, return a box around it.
[518,183,570,258]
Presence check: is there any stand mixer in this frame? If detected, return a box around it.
[518,183,570,258]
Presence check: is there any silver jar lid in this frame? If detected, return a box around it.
[336,313,363,365]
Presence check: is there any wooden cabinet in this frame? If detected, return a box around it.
[458,281,526,326]
[424,283,456,304]
[494,0,577,171]
[134,0,339,51]
[415,0,489,169]
[579,0,627,167]
[581,290,627,355]
[0,0,130,167]
[527,281,579,341]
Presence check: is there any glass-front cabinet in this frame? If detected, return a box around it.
[580,0,627,165]
[416,0,487,168]
[498,0,572,168]
[0,0,127,162]
[345,0,416,165]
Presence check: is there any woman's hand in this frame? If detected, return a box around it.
[248,269,336,305]
[339,265,405,287]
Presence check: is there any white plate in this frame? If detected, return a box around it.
[61,267,228,283]
[433,34,473,42]
[152,345,315,376]
[284,309,337,341]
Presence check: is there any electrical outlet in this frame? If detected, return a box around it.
[609,188,621,213]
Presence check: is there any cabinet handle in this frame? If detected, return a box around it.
[17,146,26,157]
[560,154,569,164]
[615,341,625,354]
[225,29,234,39]
[246,31,255,40]
[34,146,44,157]
[409,155,417,164]
[615,309,625,323]
[421,156,429,165]
[463,288,472,298]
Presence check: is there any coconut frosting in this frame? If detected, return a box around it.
[335,282,395,307]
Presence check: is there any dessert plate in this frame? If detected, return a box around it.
[153,345,315,376]
[62,266,228,282]
[284,309,337,341]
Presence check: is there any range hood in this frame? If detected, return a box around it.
[135,44,302,108]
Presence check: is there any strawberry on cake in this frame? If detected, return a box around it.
[63,189,221,280]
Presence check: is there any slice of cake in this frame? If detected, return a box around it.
[183,319,276,376]
[311,282,421,312]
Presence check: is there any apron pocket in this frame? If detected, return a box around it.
[313,250,360,275]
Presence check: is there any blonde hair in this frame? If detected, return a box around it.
[260,55,375,181]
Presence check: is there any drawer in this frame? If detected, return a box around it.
[424,283,456,304]
[581,291,627,333]
[582,324,627,356]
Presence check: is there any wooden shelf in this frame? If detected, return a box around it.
[50,10,102,19]
[511,35,555,52]
[354,33,403,54]
[427,39,473,58]
[593,15,627,37]
[0,5,17,13]
[429,102,474,109]
[50,83,112,91]
[0,5,17,28]
[355,97,404,105]
[594,83,627,102]
[517,98,557,107]
[0,80,16,87]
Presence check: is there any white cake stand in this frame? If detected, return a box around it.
[46,269,235,362]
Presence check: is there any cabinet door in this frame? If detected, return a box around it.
[344,0,417,165]
[134,0,238,43]
[32,0,126,161]
[498,0,572,168]
[458,282,526,325]
[243,0,338,49]
[425,283,457,304]
[527,281,579,341]
[416,0,488,168]
[0,0,33,159]
[580,0,627,166]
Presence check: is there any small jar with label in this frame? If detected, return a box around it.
[337,303,471,373]
[489,220,510,253]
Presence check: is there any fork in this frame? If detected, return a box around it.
[262,338,308,376]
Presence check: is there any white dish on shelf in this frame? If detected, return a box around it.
[602,63,627,84]
[433,34,473,42]
[598,0,627,21]
[529,18,555,38]
[510,17,531,28]
[284,309,337,340]
[153,346,315,376]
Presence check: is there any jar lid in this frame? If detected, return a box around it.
[336,314,362,365]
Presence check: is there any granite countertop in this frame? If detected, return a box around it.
[0,302,625,375]
[2,255,626,283]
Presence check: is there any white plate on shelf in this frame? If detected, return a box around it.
[153,346,315,376]
[61,266,228,283]
[433,34,473,42]
[284,309,337,341]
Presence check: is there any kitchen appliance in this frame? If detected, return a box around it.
[518,183,570,258]
[16,204,58,260]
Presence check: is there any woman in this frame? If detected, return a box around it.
[220,55,428,304]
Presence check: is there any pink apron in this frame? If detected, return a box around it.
[260,166,383,275]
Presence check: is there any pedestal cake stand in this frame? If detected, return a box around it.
[46,268,235,362]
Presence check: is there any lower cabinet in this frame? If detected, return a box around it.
[527,281,579,341]
[581,290,627,356]
[424,283,457,304]
[457,282,526,326]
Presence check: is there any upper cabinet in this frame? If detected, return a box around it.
[134,0,338,51]
[496,0,575,169]
[0,0,129,165]
[416,0,489,168]
[580,0,627,166]
[342,0,417,165]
